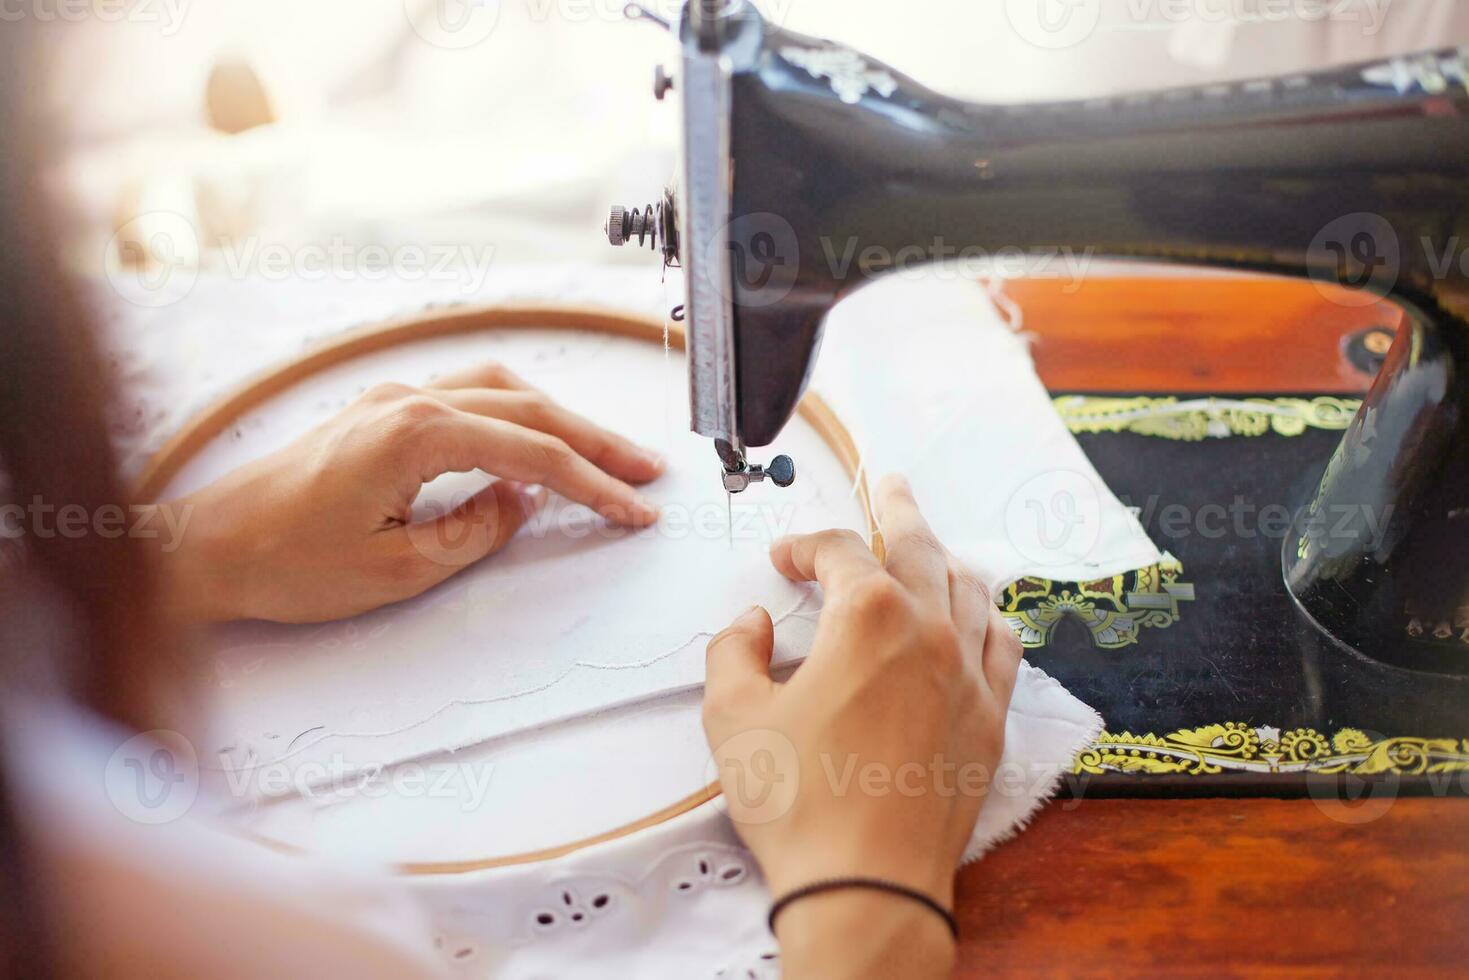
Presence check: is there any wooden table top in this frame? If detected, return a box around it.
[953,276,1469,977]
[954,798,1469,976]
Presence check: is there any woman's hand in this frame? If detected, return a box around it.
[162,362,663,624]
[702,475,1022,979]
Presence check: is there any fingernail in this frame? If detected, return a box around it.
[739,605,766,623]
[642,450,666,473]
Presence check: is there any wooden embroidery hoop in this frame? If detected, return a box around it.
[136,304,879,875]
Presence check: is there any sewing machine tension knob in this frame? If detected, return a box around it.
[605,205,634,246]
[602,194,680,270]
[605,203,660,249]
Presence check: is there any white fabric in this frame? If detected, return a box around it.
[814,276,1162,591]
[89,266,1121,976]
[163,327,863,820]
[13,684,1095,979]
[392,661,1100,977]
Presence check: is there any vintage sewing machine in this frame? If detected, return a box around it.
[605,2,1469,790]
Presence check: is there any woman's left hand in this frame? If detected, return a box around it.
[158,362,664,624]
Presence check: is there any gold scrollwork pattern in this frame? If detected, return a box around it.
[1000,553,1194,650]
[1075,722,1469,776]
[1053,395,1362,441]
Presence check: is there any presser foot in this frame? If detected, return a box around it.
[721,456,796,493]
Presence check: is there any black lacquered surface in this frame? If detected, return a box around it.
[718,17,1469,669]
[1037,395,1469,796]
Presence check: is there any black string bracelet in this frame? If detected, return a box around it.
[767,878,959,940]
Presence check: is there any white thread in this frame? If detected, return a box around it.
[206,586,821,776]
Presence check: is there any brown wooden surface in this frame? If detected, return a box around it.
[952,277,1466,976]
[954,798,1469,977]
[1004,276,1400,395]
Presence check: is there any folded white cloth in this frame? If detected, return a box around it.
[812,275,1146,863]
[814,275,1163,592]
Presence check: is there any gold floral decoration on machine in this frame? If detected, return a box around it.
[1075,722,1469,776]
[1053,395,1363,441]
[1037,392,1469,777]
[1000,554,1194,650]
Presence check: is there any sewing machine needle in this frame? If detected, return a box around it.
[726,492,733,548]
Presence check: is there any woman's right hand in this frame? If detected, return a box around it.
[701,475,1022,979]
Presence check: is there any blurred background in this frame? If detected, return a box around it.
[28,0,1469,282]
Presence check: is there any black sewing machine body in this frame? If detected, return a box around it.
[611,2,1469,789]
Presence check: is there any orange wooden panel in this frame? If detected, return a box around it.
[953,798,1469,976]
[1005,277,1402,395]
